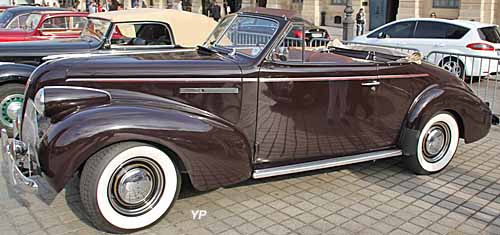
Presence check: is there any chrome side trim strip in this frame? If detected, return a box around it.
[66,74,429,83]
[41,86,112,98]
[252,149,403,179]
[262,73,429,83]
[179,87,239,94]
[66,78,242,83]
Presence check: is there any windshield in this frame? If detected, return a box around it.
[81,17,111,40]
[205,15,279,57]
[23,13,42,31]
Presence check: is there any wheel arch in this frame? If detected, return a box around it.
[40,104,253,192]
[400,84,491,155]
[74,139,191,188]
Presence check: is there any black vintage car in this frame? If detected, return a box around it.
[2,7,496,233]
[0,8,216,133]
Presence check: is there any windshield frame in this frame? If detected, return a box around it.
[203,14,282,58]
[80,17,112,42]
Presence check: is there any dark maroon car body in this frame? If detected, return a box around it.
[19,9,492,193]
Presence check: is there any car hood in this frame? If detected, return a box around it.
[26,49,243,99]
[0,38,94,57]
[63,49,242,78]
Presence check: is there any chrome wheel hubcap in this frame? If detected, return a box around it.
[117,168,154,205]
[0,94,24,128]
[423,122,451,163]
[109,157,165,216]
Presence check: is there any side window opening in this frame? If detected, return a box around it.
[41,17,68,30]
[271,23,363,64]
[110,22,173,47]
[272,24,305,62]
[414,21,469,39]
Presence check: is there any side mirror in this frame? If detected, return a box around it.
[274,46,289,61]
[377,32,387,39]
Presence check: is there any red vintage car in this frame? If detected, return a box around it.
[0,11,87,42]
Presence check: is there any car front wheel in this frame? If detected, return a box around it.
[0,83,25,136]
[406,112,460,174]
[80,142,180,233]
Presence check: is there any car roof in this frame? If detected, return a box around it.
[34,11,88,16]
[4,6,68,14]
[90,8,217,47]
[396,17,497,29]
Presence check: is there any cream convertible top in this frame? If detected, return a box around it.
[89,9,217,47]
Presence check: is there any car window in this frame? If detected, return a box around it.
[110,22,173,47]
[478,26,500,43]
[41,16,68,29]
[384,21,415,38]
[6,14,29,29]
[81,17,110,40]
[273,24,305,62]
[24,14,42,31]
[368,21,415,38]
[71,17,87,30]
[414,21,469,39]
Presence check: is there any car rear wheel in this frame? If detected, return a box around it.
[0,83,24,136]
[406,112,460,174]
[80,142,180,233]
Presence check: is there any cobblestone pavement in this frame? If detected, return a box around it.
[1,127,500,235]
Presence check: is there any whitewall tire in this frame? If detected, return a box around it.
[80,142,180,234]
[406,112,460,174]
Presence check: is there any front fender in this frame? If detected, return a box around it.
[0,63,36,84]
[39,105,252,192]
[400,83,491,155]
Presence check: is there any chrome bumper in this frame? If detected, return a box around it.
[0,128,38,188]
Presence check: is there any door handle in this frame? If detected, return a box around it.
[361,80,380,86]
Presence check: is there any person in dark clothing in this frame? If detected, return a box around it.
[208,0,221,21]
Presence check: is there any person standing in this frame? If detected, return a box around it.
[104,0,118,11]
[176,0,183,11]
[208,0,221,21]
[89,0,97,13]
[356,8,365,36]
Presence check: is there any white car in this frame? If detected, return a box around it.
[352,18,500,78]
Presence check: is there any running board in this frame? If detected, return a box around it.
[252,149,403,179]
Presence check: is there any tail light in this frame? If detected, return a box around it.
[466,43,495,51]
[292,30,303,39]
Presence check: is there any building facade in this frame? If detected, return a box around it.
[81,0,500,30]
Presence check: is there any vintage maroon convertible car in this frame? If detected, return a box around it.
[1,8,496,233]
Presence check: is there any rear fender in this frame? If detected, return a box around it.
[400,84,491,155]
[39,105,252,192]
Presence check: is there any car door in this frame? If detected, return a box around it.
[254,27,392,165]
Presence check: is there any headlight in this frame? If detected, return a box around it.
[33,88,45,116]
